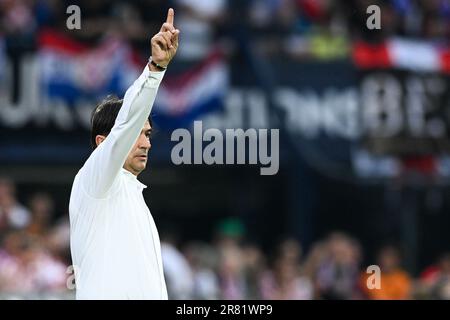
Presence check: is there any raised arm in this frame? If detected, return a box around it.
[81,8,180,198]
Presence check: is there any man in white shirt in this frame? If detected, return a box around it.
[69,9,179,299]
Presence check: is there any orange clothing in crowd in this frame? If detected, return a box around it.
[360,269,412,300]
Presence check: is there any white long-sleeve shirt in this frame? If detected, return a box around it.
[69,66,168,299]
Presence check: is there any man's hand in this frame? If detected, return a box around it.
[150,8,180,71]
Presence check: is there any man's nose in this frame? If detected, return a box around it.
[141,136,151,150]
[137,136,152,150]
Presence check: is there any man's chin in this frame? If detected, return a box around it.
[135,161,147,172]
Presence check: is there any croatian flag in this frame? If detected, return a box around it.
[38,29,142,105]
[37,29,229,130]
[152,50,230,129]
[353,38,450,74]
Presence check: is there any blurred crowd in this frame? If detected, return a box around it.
[0,178,70,297]
[1,177,449,300]
[1,0,449,63]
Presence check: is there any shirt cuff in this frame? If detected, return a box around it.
[142,64,166,88]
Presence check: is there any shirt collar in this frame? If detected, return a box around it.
[120,168,148,190]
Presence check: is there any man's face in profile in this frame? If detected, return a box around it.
[123,120,152,176]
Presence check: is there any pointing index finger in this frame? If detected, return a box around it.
[166,8,174,25]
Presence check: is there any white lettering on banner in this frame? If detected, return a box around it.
[0,56,38,128]
[275,88,320,138]
[247,89,269,129]
[203,88,362,139]
[324,89,360,139]
[405,76,447,138]
[0,57,448,140]
[0,56,84,130]
[361,73,403,137]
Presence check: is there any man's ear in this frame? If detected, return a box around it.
[95,135,106,147]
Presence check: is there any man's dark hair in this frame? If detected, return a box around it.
[90,95,153,150]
